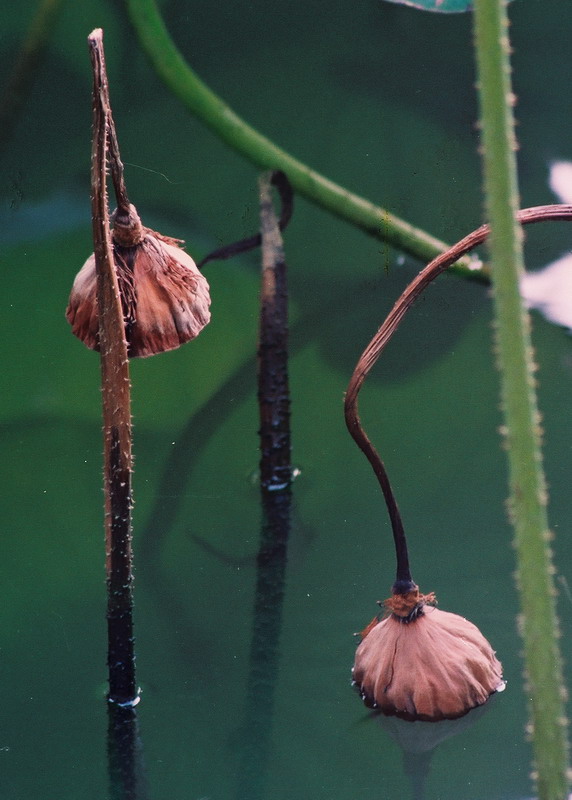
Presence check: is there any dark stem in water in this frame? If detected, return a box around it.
[257,172,292,497]
[344,203,572,593]
[236,171,293,800]
[89,27,144,799]
[88,27,138,707]
[107,703,148,800]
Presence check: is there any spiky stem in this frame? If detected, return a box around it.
[473,2,569,797]
[88,26,138,710]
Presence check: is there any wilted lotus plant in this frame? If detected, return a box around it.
[345,203,572,721]
[345,202,572,721]
[67,28,212,732]
[353,587,503,720]
[344,233,509,722]
[66,42,210,357]
[67,203,211,357]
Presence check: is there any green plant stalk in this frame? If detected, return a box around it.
[473,2,569,798]
[126,0,484,280]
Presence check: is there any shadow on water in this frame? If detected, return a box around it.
[370,697,499,800]
[138,265,486,571]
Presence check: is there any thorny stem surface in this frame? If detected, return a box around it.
[474,2,570,797]
[344,204,572,591]
[126,0,482,279]
[88,28,138,708]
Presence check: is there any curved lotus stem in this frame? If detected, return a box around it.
[344,203,572,591]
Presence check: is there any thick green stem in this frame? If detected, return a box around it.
[126,0,483,279]
[473,3,569,798]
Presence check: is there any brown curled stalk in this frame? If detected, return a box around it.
[344,203,572,592]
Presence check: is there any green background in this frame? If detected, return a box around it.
[1,0,572,797]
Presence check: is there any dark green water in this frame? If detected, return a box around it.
[2,1,572,797]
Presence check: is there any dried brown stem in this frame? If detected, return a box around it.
[88,28,137,708]
[107,112,131,214]
[344,203,572,590]
[89,31,130,214]
[258,171,292,496]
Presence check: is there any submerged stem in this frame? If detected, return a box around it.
[344,204,572,592]
[107,703,148,800]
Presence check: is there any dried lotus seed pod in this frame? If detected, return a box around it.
[67,204,211,358]
[353,587,504,721]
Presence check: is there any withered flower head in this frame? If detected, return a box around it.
[66,204,211,358]
[353,586,504,722]
[344,238,506,724]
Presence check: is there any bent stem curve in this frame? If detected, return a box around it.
[344,204,572,592]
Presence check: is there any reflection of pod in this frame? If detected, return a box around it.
[375,693,499,754]
[67,204,211,358]
[374,698,500,800]
[353,588,504,721]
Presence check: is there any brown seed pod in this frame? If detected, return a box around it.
[353,587,504,721]
[66,204,211,358]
